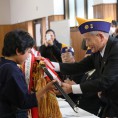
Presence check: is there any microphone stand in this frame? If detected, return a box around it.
[41,65,79,113]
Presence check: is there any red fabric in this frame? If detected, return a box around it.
[31,107,39,118]
[29,50,40,118]
[29,55,61,118]
[46,64,62,81]
[28,53,35,92]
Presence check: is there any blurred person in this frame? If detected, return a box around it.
[60,47,81,84]
[59,47,81,104]
[61,47,75,63]
[113,26,118,39]
[109,20,117,36]
[39,29,66,62]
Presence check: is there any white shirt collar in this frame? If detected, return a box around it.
[100,45,106,57]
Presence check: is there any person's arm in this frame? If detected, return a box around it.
[39,45,47,57]
[51,54,95,74]
[2,65,56,109]
[2,70,38,109]
[55,82,82,95]
[51,45,62,62]
[52,45,61,55]
[60,55,95,75]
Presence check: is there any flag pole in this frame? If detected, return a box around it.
[41,65,79,113]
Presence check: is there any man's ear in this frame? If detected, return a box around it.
[97,33,104,42]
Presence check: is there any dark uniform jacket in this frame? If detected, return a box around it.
[61,71,102,116]
[0,58,38,118]
[39,39,62,62]
[74,70,102,116]
[58,74,83,105]
[60,36,118,117]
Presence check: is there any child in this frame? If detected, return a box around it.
[0,29,56,118]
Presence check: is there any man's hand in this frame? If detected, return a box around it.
[64,79,76,85]
[54,82,72,95]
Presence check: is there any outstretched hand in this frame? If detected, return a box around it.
[45,80,57,91]
[36,80,57,100]
[64,79,76,85]
[54,82,72,95]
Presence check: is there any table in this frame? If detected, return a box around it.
[57,98,99,118]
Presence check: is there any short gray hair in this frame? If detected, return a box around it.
[89,31,109,38]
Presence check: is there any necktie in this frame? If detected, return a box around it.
[99,53,103,67]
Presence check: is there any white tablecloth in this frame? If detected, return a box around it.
[57,98,99,118]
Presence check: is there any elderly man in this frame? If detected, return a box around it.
[53,17,118,117]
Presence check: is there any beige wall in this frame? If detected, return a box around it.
[0,0,11,24]
[0,0,64,24]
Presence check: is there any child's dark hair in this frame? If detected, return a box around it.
[2,29,35,56]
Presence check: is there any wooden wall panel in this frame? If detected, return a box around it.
[93,3,117,20]
[70,27,86,62]
[12,22,28,31]
[0,25,12,56]
[41,17,46,44]
[0,22,33,56]
[27,21,34,38]
[93,4,103,18]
